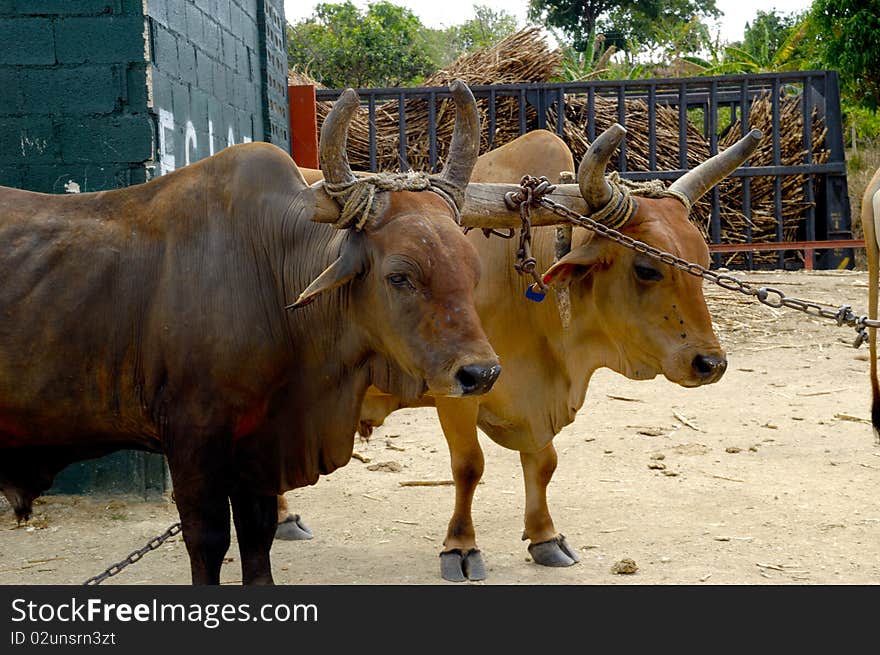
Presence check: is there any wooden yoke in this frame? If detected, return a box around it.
[309,180,588,229]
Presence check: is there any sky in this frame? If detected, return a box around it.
[283,0,812,45]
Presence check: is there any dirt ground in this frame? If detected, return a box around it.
[2,268,879,585]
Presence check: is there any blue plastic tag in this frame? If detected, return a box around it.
[525,284,546,302]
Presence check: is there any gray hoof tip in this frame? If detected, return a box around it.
[528,534,580,567]
[440,548,486,582]
[275,514,313,541]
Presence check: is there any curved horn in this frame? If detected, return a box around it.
[669,129,763,206]
[439,79,481,195]
[319,88,359,188]
[577,124,626,212]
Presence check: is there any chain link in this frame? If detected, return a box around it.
[501,176,559,294]
[83,521,182,585]
[512,176,880,348]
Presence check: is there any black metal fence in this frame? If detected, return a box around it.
[316,71,853,270]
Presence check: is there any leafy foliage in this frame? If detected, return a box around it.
[420,4,518,69]
[527,0,719,54]
[288,2,518,87]
[527,0,611,52]
[741,10,800,59]
[602,0,720,53]
[702,12,816,74]
[287,1,435,88]
[811,0,880,111]
[446,5,518,57]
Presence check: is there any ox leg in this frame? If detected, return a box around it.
[436,397,487,582]
[521,443,579,567]
[230,488,278,585]
[274,493,313,541]
[166,467,231,585]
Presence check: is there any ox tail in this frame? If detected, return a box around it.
[869,189,880,441]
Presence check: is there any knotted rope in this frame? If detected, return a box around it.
[323,172,463,230]
[588,172,692,230]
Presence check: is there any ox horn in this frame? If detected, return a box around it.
[577,124,627,212]
[669,129,763,206]
[439,79,481,195]
[319,88,359,189]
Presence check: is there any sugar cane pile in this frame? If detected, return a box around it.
[289,28,830,267]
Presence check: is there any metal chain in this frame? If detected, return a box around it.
[83,521,182,585]
[503,176,559,294]
[514,175,880,348]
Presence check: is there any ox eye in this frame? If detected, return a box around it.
[387,272,414,289]
[634,263,663,282]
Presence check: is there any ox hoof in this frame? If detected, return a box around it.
[528,535,580,567]
[275,514,313,541]
[440,548,486,582]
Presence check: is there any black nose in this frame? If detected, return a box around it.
[455,363,501,395]
[692,354,727,382]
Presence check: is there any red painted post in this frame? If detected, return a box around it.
[289,84,319,169]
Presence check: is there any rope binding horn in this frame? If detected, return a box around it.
[508,171,689,303]
[322,172,464,231]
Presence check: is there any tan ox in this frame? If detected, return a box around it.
[282,126,762,581]
[862,168,880,436]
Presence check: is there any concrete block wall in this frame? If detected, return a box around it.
[146,0,289,174]
[0,1,152,192]
[0,0,289,191]
[257,0,289,150]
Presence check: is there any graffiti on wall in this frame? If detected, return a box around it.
[157,108,252,175]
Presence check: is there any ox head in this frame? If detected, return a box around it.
[542,124,761,387]
[291,81,500,397]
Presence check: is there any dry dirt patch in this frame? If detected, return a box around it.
[2,269,879,585]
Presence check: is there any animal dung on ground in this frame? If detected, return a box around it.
[366,461,403,473]
[611,558,639,574]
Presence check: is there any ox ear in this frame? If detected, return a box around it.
[541,240,607,287]
[286,246,364,310]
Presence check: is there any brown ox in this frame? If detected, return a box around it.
[862,167,880,436]
[0,81,504,585]
[282,125,761,581]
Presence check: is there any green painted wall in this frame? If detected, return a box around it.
[0,1,152,193]
[0,0,288,496]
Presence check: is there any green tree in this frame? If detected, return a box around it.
[602,0,720,54]
[811,0,880,111]
[287,1,435,88]
[527,0,611,52]
[527,0,719,53]
[701,10,814,74]
[448,4,518,54]
[741,10,799,59]
[421,5,519,68]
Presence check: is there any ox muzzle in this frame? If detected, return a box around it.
[455,363,502,396]
[691,353,727,384]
